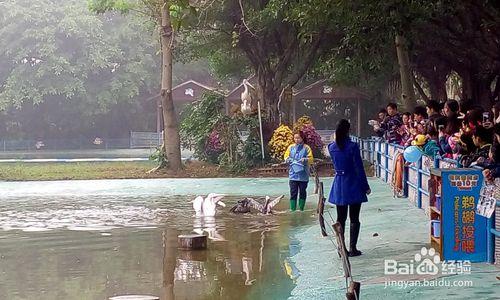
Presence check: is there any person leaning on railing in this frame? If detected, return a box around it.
[443,100,462,133]
[375,103,403,144]
[481,123,500,182]
[426,100,442,125]
[439,110,476,160]
[460,126,493,167]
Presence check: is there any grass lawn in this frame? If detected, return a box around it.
[0,161,160,181]
[0,160,367,181]
[0,160,268,181]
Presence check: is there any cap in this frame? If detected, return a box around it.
[411,134,427,146]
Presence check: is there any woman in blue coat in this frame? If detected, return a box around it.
[328,119,371,257]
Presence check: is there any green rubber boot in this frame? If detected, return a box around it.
[290,199,297,211]
[298,198,306,211]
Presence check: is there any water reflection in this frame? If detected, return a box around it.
[192,217,225,241]
[163,225,277,299]
[0,193,312,299]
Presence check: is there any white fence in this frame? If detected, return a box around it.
[130,132,163,149]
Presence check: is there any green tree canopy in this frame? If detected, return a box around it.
[304,0,500,106]
[0,0,161,139]
[0,0,159,113]
[179,0,344,123]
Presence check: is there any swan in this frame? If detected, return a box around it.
[192,196,204,217]
[202,193,226,217]
[192,193,225,217]
[241,79,255,115]
[191,193,226,217]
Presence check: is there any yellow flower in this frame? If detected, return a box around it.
[269,124,294,159]
[293,115,313,132]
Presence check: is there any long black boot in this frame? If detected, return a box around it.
[348,222,362,257]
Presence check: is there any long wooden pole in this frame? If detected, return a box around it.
[317,182,327,237]
[257,101,265,161]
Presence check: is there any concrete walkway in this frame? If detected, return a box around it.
[288,178,499,300]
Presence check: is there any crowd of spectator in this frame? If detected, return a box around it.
[370,100,500,182]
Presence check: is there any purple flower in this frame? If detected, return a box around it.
[207,129,223,153]
[301,125,323,149]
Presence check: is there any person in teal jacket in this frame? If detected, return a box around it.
[284,131,314,211]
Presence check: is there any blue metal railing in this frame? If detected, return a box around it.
[355,137,498,264]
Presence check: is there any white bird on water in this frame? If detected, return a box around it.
[241,79,255,115]
[192,196,204,216]
[192,193,226,217]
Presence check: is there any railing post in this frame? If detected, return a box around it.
[361,140,365,160]
[369,139,374,164]
[385,142,389,183]
[487,213,495,264]
[403,155,409,198]
[416,158,422,209]
[377,141,381,178]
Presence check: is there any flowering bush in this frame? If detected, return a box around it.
[293,115,313,132]
[301,124,323,149]
[180,92,225,161]
[206,129,223,154]
[243,130,263,167]
[268,124,294,160]
[293,116,324,158]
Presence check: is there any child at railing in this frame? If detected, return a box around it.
[460,126,493,167]
[399,112,412,146]
[411,134,441,159]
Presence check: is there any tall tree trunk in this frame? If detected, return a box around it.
[160,2,182,171]
[412,76,430,103]
[470,77,492,108]
[460,69,492,107]
[256,69,280,126]
[414,56,450,102]
[278,85,293,125]
[395,34,417,110]
[419,65,449,102]
[428,77,448,102]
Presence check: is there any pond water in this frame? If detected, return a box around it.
[0,178,317,300]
